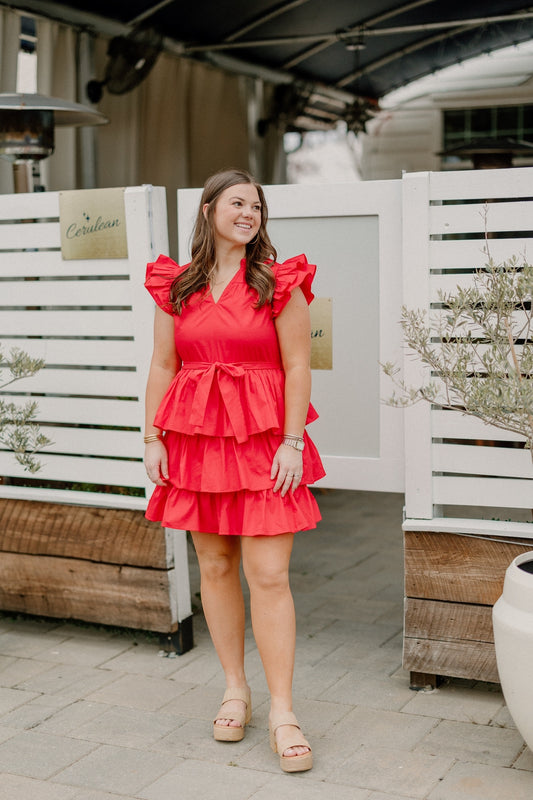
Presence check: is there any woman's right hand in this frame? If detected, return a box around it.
[144,440,169,485]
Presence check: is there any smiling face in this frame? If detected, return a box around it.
[207,183,262,251]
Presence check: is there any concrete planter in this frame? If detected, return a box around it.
[493,551,533,751]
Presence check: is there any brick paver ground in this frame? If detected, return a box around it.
[0,489,531,799]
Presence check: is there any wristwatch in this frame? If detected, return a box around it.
[282,437,305,451]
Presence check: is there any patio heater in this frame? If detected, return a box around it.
[0,93,107,192]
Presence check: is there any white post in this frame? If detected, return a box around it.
[402,171,434,520]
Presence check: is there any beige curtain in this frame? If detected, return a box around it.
[36,19,77,191]
[0,8,20,194]
[94,43,252,257]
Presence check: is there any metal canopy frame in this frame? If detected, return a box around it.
[4,0,533,127]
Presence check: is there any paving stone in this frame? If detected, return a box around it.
[0,726,18,744]
[513,746,533,770]
[368,793,419,800]
[137,759,269,800]
[0,773,78,800]
[102,643,194,677]
[71,706,183,748]
[401,684,505,725]
[0,686,40,714]
[490,703,518,729]
[86,674,193,712]
[0,658,58,688]
[71,792,140,800]
[322,672,414,711]
[37,701,110,736]
[249,774,370,799]
[152,715,263,762]
[332,706,437,757]
[166,651,222,685]
[0,730,98,779]
[0,630,69,658]
[54,744,177,794]
[35,638,133,667]
[291,659,349,700]
[415,718,525,767]
[0,700,58,730]
[16,664,120,701]
[337,745,454,797]
[159,683,228,720]
[427,761,533,799]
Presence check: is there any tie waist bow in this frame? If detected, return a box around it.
[182,361,280,443]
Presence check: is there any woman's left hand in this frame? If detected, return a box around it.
[271,444,304,497]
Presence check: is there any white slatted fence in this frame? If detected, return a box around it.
[402,167,533,534]
[0,186,166,509]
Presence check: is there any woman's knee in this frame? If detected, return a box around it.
[192,535,241,583]
[244,562,290,594]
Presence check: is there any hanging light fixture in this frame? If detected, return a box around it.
[0,93,107,192]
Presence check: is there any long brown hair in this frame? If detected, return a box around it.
[169,168,277,314]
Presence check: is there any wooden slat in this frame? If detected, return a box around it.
[432,409,527,443]
[0,250,131,277]
[433,475,533,509]
[0,485,147,510]
[0,498,168,566]
[429,238,533,270]
[31,396,141,427]
[0,551,175,632]
[0,222,60,249]
[39,427,143,458]
[0,451,145,487]
[402,636,499,683]
[0,191,59,218]
[0,310,134,336]
[429,167,533,201]
[433,442,533,479]
[404,597,494,643]
[7,367,140,397]
[1,279,132,307]
[0,338,137,367]
[404,530,533,605]
[430,201,533,236]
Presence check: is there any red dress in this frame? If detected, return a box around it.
[144,253,325,536]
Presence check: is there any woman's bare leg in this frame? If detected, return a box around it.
[191,532,247,727]
[241,533,309,756]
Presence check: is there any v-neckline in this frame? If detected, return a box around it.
[209,262,243,305]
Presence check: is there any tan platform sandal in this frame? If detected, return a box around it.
[213,687,252,742]
[269,711,313,773]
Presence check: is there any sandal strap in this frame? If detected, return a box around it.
[270,711,301,735]
[221,687,250,706]
[214,687,250,725]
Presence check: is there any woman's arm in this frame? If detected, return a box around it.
[271,286,312,497]
[144,306,180,486]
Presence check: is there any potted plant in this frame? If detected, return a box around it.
[383,252,533,744]
[382,253,533,462]
[1,346,51,472]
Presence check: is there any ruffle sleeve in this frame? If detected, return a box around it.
[271,254,316,318]
[145,254,189,314]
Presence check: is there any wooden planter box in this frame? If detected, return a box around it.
[403,530,533,689]
[0,498,193,651]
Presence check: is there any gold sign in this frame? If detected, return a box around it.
[59,187,128,260]
[310,297,332,370]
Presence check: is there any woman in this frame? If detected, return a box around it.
[143,168,325,773]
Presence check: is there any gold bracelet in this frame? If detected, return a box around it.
[143,433,163,443]
[283,433,304,442]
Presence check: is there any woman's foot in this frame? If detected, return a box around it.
[269,711,313,772]
[213,687,252,742]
